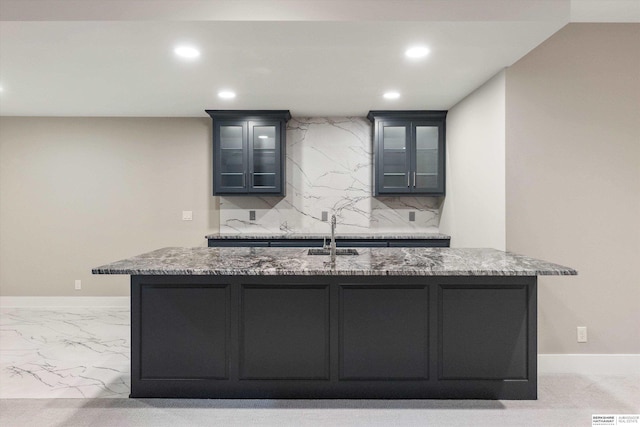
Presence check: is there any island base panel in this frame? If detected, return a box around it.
[131,275,537,399]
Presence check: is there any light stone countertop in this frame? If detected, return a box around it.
[205,233,451,240]
[92,247,576,277]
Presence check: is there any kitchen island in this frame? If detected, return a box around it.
[93,247,575,400]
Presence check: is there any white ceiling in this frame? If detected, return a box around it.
[0,0,637,117]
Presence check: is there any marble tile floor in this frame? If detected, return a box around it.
[0,307,130,398]
[1,307,638,427]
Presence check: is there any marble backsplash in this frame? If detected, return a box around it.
[219,117,443,234]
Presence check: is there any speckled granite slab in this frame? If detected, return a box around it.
[205,233,450,240]
[92,247,576,276]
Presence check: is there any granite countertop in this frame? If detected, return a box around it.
[92,247,576,277]
[205,232,451,240]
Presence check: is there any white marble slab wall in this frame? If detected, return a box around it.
[219,117,442,234]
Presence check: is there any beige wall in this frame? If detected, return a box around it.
[2,24,639,358]
[0,117,219,296]
[441,70,506,250]
[506,24,640,353]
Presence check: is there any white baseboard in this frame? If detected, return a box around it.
[538,354,640,375]
[0,296,129,307]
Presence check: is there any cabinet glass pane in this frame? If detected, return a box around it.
[221,173,244,188]
[253,151,276,173]
[253,173,276,188]
[253,126,276,150]
[383,174,408,188]
[383,127,406,150]
[383,152,407,174]
[415,174,437,188]
[416,126,438,150]
[415,126,438,189]
[220,149,244,174]
[252,151,276,188]
[220,126,243,149]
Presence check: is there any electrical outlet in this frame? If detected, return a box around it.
[249,210,256,221]
[409,211,416,222]
[74,280,81,291]
[577,326,588,343]
[182,211,193,221]
[321,211,328,222]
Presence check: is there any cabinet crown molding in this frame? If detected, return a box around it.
[367,110,447,122]
[206,110,291,121]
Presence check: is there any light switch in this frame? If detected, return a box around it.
[409,211,416,222]
[577,326,588,343]
[182,211,193,221]
[322,211,328,222]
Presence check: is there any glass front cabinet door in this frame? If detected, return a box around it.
[367,111,447,196]
[207,110,291,196]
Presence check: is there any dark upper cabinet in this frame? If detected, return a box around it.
[206,110,291,196]
[367,111,447,196]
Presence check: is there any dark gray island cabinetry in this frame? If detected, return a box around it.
[92,247,575,400]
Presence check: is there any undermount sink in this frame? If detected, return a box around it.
[307,248,359,256]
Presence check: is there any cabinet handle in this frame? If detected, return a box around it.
[413,171,416,187]
[243,172,246,188]
[407,173,410,187]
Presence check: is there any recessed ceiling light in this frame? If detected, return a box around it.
[383,91,400,100]
[174,45,200,59]
[405,46,430,59]
[258,135,269,139]
[218,90,236,99]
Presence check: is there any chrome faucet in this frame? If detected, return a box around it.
[330,214,337,263]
